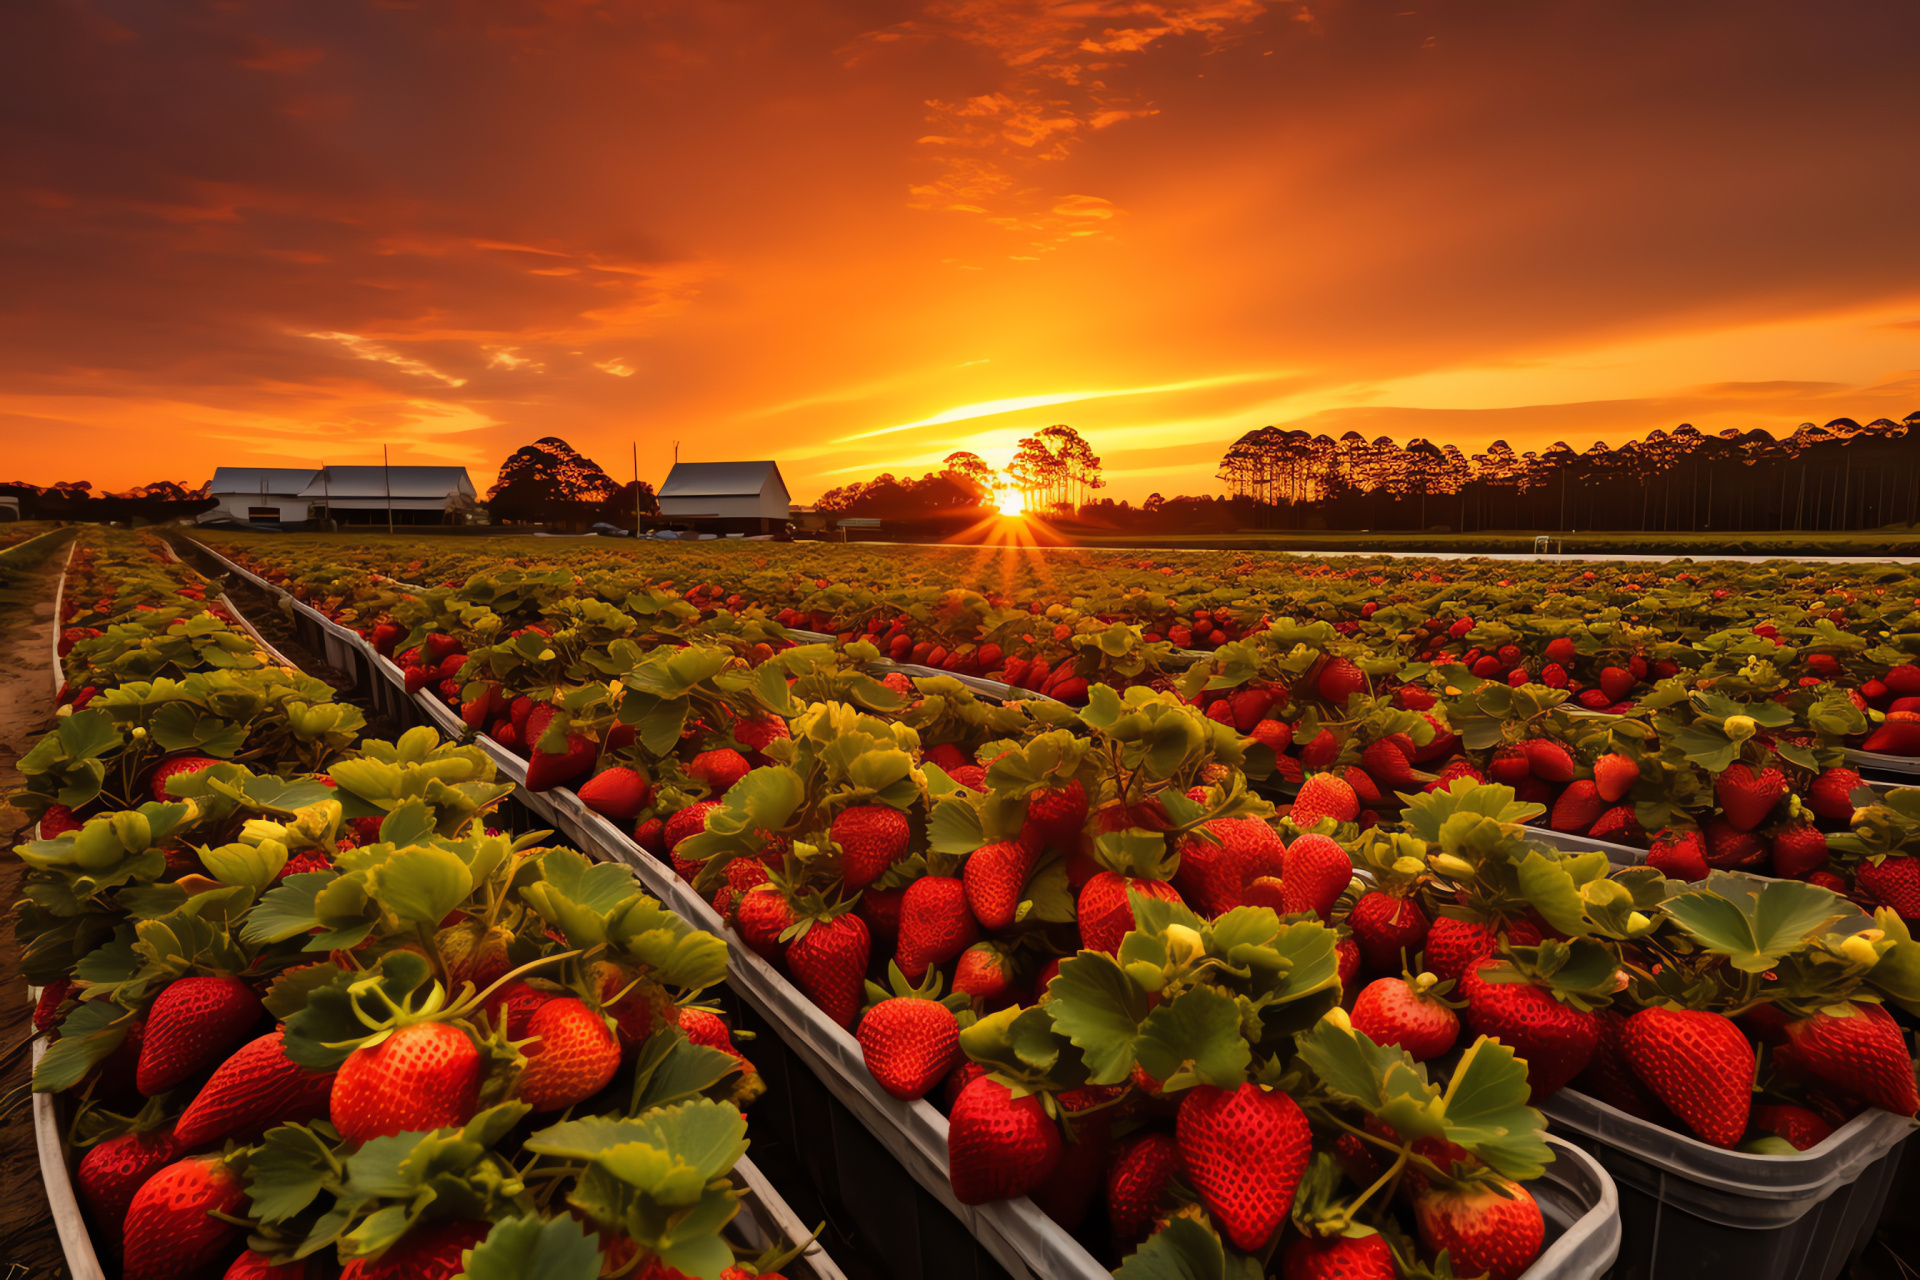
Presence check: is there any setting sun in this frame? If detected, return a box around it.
[995,489,1026,518]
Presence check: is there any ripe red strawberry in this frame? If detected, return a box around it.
[858,991,960,1100]
[1346,891,1428,974]
[1647,828,1710,882]
[1770,824,1829,879]
[655,804,715,862]
[479,979,554,1038]
[38,803,83,838]
[1280,833,1351,920]
[953,941,1018,1008]
[149,755,223,801]
[1291,774,1359,828]
[34,977,73,1031]
[734,714,790,762]
[1361,738,1415,791]
[832,804,911,891]
[1521,738,1577,784]
[331,1021,482,1142]
[711,856,771,920]
[1106,1130,1180,1243]
[77,1123,181,1237]
[1460,962,1602,1101]
[1808,767,1865,822]
[1599,666,1637,703]
[1172,817,1281,918]
[1593,753,1640,802]
[1621,1007,1754,1147]
[949,763,988,791]
[1857,856,1920,920]
[1026,779,1089,843]
[1299,729,1340,769]
[947,1076,1062,1204]
[338,1221,491,1280]
[576,767,652,820]
[517,997,621,1111]
[524,730,596,792]
[1716,762,1787,831]
[1175,1082,1312,1252]
[1863,711,1920,755]
[1783,1002,1920,1116]
[1317,657,1368,705]
[1250,718,1293,753]
[1352,974,1459,1060]
[1424,916,1530,983]
[137,976,261,1095]
[896,875,980,980]
[1573,1008,1669,1122]
[173,1029,335,1148]
[1704,819,1768,869]
[735,885,797,961]
[1280,1231,1396,1280]
[787,913,871,1029]
[120,1154,246,1280]
[1411,1178,1545,1280]
[925,743,970,771]
[1489,746,1533,785]
[1078,871,1183,953]
[225,1251,306,1279]
[687,747,751,796]
[1549,779,1604,833]
[1031,1084,1116,1230]
[1589,804,1644,844]
[1750,1103,1836,1151]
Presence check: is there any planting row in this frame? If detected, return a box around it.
[12,532,810,1280]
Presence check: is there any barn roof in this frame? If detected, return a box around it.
[207,468,319,495]
[658,461,788,500]
[296,466,477,500]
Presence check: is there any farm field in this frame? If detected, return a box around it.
[11,526,1920,1280]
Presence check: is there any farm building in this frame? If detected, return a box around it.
[199,465,479,529]
[656,461,792,535]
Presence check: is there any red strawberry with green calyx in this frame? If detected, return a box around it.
[833,803,911,891]
[857,962,970,1100]
[1175,1081,1312,1252]
[1593,752,1640,803]
[330,1008,483,1143]
[1411,1176,1545,1280]
[964,837,1039,929]
[576,766,653,820]
[1077,831,1184,953]
[77,1112,181,1241]
[784,900,871,1029]
[1647,828,1709,882]
[1291,773,1359,828]
[1280,833,1352,921]
[947,1075,1062,1204]
[1348,889,1429,972]
[897,868,981,981]
[1351,972,1459,1061]
[1459,946,1609,1102]
[516,996,622,1111]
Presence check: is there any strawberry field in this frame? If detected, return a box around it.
[14,528,1920,1280]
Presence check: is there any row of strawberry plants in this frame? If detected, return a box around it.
[11,532,806,1280]
[195,533,1920,723]
[202,534,1920,1275]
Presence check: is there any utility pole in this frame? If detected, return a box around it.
[383,445,394,535]
[632,441,641,536]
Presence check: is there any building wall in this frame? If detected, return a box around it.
[203,494,313,525]
[658,494,787,521]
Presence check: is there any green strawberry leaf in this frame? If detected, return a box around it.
[1046,951,1151,1085]
[1437,1037,1551,1181]
[244,1122,339,1223]
[629,1034,743,1113]
[32,1000,137,1092]
[462,1216,601,1280]
[1135,986,1252,1090]
[1113,1215,1264,1280]
[368,844,474,929]
[1661,872,1851,972]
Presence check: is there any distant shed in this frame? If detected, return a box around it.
[297,466,478,526]
[656,461,792,535]
[201,468,325,527]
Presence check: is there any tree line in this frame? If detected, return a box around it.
[1215,415,1920,533]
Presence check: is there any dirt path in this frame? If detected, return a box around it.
[0,560,69,1276]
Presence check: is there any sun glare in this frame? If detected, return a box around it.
[996,488,1026,518]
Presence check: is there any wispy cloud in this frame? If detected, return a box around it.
[832,371,1292,444]
[306,331,467,387]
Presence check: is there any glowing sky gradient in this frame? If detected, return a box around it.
[5,1,1919,501]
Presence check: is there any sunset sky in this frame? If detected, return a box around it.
[5,1,1919,503]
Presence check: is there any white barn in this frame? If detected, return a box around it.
[656,461,792,535]
[200,468,327,528]
[199,465,478,529]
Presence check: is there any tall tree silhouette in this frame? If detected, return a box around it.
[488,437,620,525]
